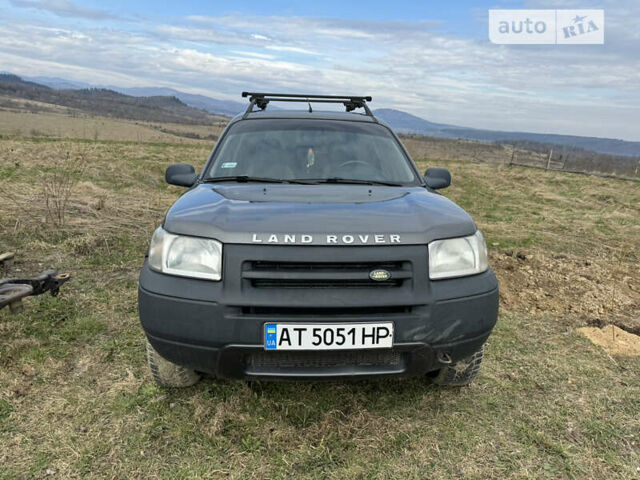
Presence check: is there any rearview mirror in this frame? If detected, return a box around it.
[166,164,197,187]
[424,168,451,190]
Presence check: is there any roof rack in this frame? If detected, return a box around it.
[241,92,375,119]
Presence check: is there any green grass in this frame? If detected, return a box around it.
[1,136,639,479]
[419,158,640,260]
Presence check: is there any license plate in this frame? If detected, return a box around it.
[264,322,394,351]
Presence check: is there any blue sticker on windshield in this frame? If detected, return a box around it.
[265,324,277,349]
[221,162,237,168]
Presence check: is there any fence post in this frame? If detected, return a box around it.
[546,149,553,170]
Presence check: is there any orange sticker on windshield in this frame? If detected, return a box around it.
[307,147,315,167]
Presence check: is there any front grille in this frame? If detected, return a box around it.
[251,279,402,288]
[247,350,402,369]
[250,261,402,271]
[241,305,412,315]
[243,260,412,289]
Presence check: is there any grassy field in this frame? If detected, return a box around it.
[0,106,227,143]
[1,128,639,479]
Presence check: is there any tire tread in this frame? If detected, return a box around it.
[146,340,200,388]
[432,345,484,386]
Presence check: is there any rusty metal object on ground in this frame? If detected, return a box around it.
[0,284,33,313]
[0,252,15,267]
[0,270,71,314]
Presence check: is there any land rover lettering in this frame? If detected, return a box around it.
[249,233,403,245]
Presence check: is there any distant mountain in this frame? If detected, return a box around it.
[24,76,275,117]
[24,75,93,90]
[374,108,640,158]
[444,128,640,158]
[0,73,52,90]
[373,108,451,133]
[24,77,243,117]
[0,74,219,124]
[110,87,245,117]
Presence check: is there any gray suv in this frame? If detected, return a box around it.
[138,93,498,387]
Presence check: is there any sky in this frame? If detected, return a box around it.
[1,0,639,140]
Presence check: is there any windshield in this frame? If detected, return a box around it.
[205,119,420,185]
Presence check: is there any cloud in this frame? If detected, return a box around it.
[265,45,320,55]
[152,25,252,45]
[231,51,276,60]
[9,0,121,20]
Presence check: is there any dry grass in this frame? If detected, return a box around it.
[0,125,639,479]
[0,109,226,144]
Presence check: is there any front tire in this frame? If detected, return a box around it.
[146,340,200,388]
[431,345,484,386]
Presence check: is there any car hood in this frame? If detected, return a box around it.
[163,183,476,245]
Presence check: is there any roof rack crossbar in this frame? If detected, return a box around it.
[241,92,375,119]
[242,92,371,101]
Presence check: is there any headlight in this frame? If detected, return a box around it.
[148,227,222,281]
[428,230,488,280]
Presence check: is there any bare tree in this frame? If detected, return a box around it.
[41,151,88,227]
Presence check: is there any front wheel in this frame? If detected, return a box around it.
[146,340,200,388]
[431,345,484,386]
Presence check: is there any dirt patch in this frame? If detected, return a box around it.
[578,325,640,356]
[491,250,640,334]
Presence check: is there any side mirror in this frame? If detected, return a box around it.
[166,164,197,187]
[424,168,451,190]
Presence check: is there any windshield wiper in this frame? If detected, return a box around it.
[204,176,293,184]
[203,176,404,186]
[298,177,404,187]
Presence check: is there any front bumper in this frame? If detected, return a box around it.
[138,244,499,380]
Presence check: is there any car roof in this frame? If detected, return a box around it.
[230,109,381,125]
